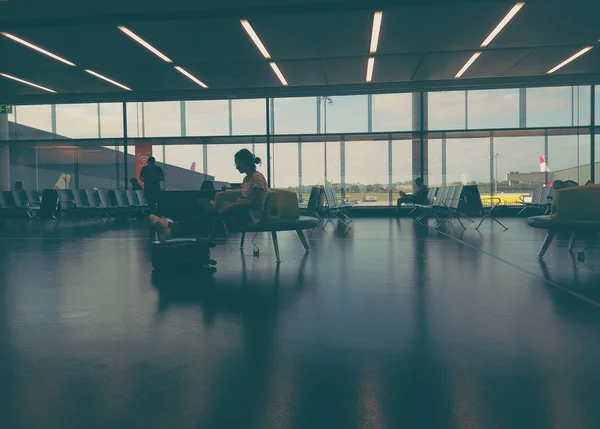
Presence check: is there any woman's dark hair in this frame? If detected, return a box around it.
[235,148,261,169]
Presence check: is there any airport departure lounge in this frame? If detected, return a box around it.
[1,0,600,428]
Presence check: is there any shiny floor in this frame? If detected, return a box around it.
[1,217,599,429]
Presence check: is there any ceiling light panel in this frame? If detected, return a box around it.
[174,66,208,88]
[480,2,525,48]
[369,11,383,54]
[0,73,57,93]
[240,20,271,59]
[84,70,132,91]
[547,46,594,74]
[269,63,288,86]
[366,57,375,82]
[455,52,482,78]
[1,32,76,66]
[118,26,173,63]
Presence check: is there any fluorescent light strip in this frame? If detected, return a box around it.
[0,73,57,93]
[1,32,76,66]
[174,66,208,88]
[547,46,594,74]
[240,20,271,59]
[269,62,288,86]
[118,26,173,63]
[84,70,132,91]
[369,11,383,54]
[480,2,525,48]
[366,57,375,82]
[455,52,482,78]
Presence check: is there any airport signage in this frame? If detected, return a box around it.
[0,105,13,114]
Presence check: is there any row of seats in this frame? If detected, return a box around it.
[517,185,554,216]
[0,189,149,227]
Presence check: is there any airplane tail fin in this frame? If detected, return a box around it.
[191,162,196,172]
[53,173,71,190]
[539,156,550,173]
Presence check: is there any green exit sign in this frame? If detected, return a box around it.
[0,105,13,114]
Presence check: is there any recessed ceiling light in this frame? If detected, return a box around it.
[269,62,288,86]
[480,2,525,48]
[455,52,482,78]
[1,32,76,66]
[118,26,173,63]
[366,57,375,82]
[84,70,132,91]
[240,19,271,59]
[0,73,57,93]
[174,66,208,88]
[370,11,383,54]
[547,46,594,74]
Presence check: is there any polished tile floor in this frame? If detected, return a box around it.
[1,218,599,429]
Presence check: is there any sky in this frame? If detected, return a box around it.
[6,85,600,188]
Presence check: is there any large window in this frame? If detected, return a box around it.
[271,142,298,190]
[272,97,317,135]
[467,89,519,129]
[494,135,545,198]
[99,103,124,138]
[323,95,368,133]
[428,91,466,131]
[548,134,591,184]
[526,86,590,128]
[185,100,229,136]
[345,140,389,206]
[445,137,490,188]
[372,93,412,132]
[12,105,52,139]
[141,101,181,137]
[301,141,325,192]
[231,99,266,135]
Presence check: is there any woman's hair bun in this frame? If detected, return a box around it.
[254,157,262,165]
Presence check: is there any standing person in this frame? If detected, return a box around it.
[14,181,23,191]
[140,157,164,214]
[150,149,267,242]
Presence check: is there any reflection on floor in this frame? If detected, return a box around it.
[1,218,599,429]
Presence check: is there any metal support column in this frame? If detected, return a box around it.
[340,136,346,201]
[0,113,9,190]
[490,132,495,196]
[544,129,549,185]
[97,103,102,138]
[442,132,447,186]
[73,149,79,189]
[141,102,146,137]
[464,90,468,129]
[122,102,128,190]
[298,136,303,197]
[51,104,57,137]
[368,94,373,132]
[591,84,596,183]
[519,88,527,128]
[228,99,233,135]
[316,97,321,134]
[266,99,271,187]
[388,134,393,206]
[180,101,186,137]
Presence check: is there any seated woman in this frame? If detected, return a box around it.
[397,177,428,210]
[150,149,268,242]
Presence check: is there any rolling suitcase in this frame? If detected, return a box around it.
[151,238,216,271]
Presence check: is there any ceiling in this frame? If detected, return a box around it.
[0,0,599,104]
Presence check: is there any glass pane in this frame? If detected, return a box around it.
[56,103,99,138]
[164,145,205,190]
[185,100,229,136]
[428,91,465,130]
[273,97,317,134]
[445,138,490,192]
[428,139,444,187]
[467,89,519,129]
[392,140,413,197]
[574,86,591,127]
[301,142,325,198]
[231,99,266,135]
[372,93,412,132]
[14,105,53,139]
[271,142,298,191]
[207,144,255,183]
[142,101,181,137]
[323,95,368,133]
[126,102,144,138]
[526,86,573,127]
[326,141,341,188]
[77,146,119,189]
[345,140,389,206]
[99,103,124,138]
[548,134,591,184]
[496,136,545,201]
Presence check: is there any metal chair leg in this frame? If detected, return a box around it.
[492,216,508,230]
[271,231,281,263]
[240,232,246,250]
[538,229,556,259]
[568,232,576,252]
[296,230,309,252]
